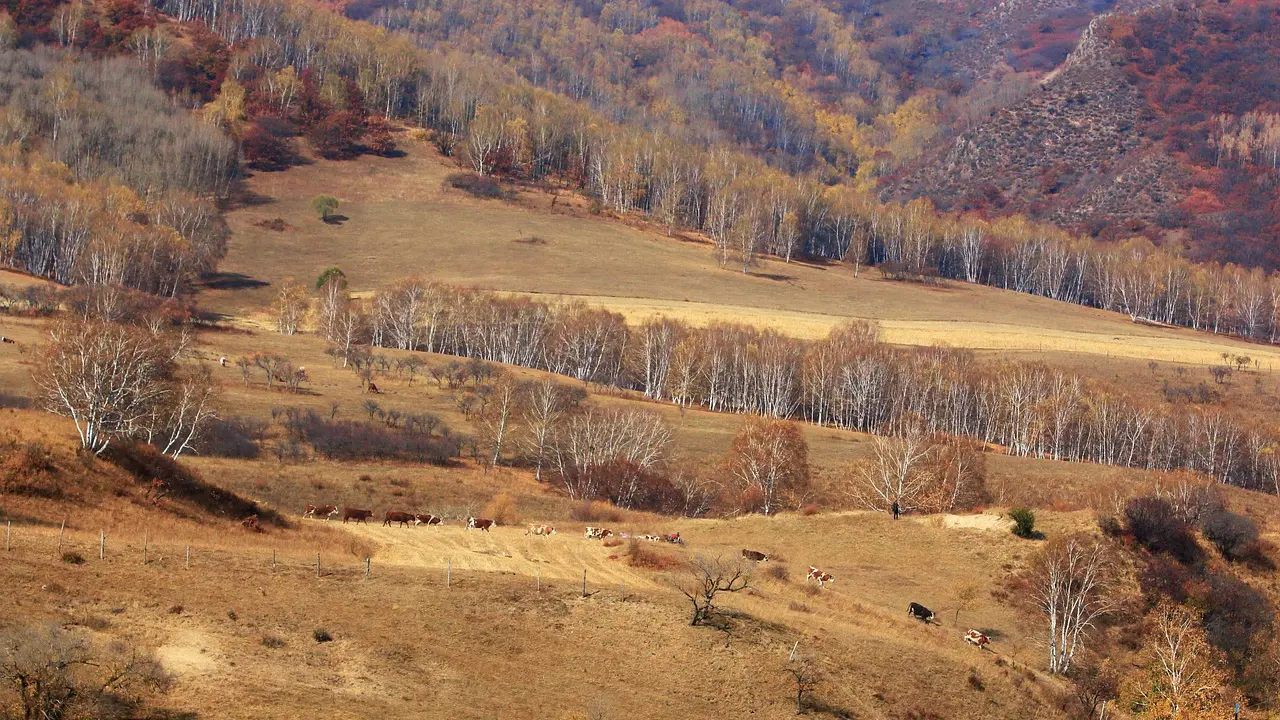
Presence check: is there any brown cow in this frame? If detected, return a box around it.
[303,504,338,520]
[343,507,373,524]
[384,510,415,528]
[367,382,381,394]
[466,517,494,532]
[414,513,443,527]
[741,549,769,562]
[241,514,262,532]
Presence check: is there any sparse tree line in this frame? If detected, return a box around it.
[303,276,1280,495]
[0,48,234,295]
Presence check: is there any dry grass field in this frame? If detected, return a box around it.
[6,135,1280,720]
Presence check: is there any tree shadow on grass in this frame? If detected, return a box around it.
[321,214,349,225]
[197,272,268,291]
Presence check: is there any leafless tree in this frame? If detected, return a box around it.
[0,623,171,720]
[786,653,822,714]
[674,555,750,627]
[273,277,308,335]
[31,318,176,454]
[1029,535,1117,674]
[145,364,219,458]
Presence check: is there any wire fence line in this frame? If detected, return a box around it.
[0,520,633,600]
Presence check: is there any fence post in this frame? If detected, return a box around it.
[364,556,370,580]
[316,553,321,578]
[185,546,190,570]
[536,568,540,591]
[99,530,105,561]
[447,558,451,587]
[620,580,625,601]
[57,520,65,553]
[272,548,276,573]
[5,520,9,552]
[142,530,148,565]
[582,569,587,598]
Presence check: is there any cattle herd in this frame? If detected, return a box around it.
[304,503,995,653]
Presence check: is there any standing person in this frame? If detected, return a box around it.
[891,501,900,520]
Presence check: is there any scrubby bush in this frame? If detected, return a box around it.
[61,552,85,565]
[1201,509,1259,561]
[261,635,286,649]
[481,493,520,526]
[1124,496,1201,563]
[569,500,623,523]
[766,564,790,582]
[447,172,505,199]
[201,416,267,458]
[313,629,333,643]
[280,408,459,464]
[1009,508,1038,538]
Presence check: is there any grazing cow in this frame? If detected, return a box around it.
[1,336,15,344]
[467,517,494,532]
[414,513,443,527]
[584,527,613,540]
[526,524,556,536]
[367,382,381,394]
[303,504,338,520]
[384,510,415,528]
[806,567,834,587]
[342,507,373,524]
[661,532,684,545]
[908,602,936,623]
[219,356,228,367]
[741,549,769,562]
[964,630,991,649]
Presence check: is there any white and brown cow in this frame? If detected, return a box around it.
[964,630,991,650]
[584,527,613,540]
[467,517,495,532]
[414,513,443,527]
[526,524,557,536]
[806,566,834,588]
[741,549,769,562]
[303,504,339,520]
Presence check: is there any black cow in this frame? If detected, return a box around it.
[908,602,936,623]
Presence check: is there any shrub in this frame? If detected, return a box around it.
[625,539,679,570]
[800,504,820,516]
[1097,514,1123,537]
[311,195,339,221]
[1124,496,1201,563]
[226,609,238,621]
[481,493,520,526]
[282,409,458,464]
[167,605,184,615]
[569,500,622,523]
[967,669,985,691]
[446,172,505,199]
[1009,508,1037,538]
[0,391,31,409]
[788,601,811,613]
[201,416,267,458]
[1201,509,1259,561]
[313,628,333,643]
[766,564,790,582]
[261,635,286,649]
[602,538,624,548]
[61,552,85,565]
[242,121,298,171]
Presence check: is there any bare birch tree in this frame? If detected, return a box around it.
[1030,535,1116,675]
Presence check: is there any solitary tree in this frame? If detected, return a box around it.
[1123,602,1231,718]
[31,318,176,455]
[312,195,339,221]
[1029,535,1116,674]
[675,555,750,627]
[786,653,823,714]
[725,417,809,515]
[273,277,308,335]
